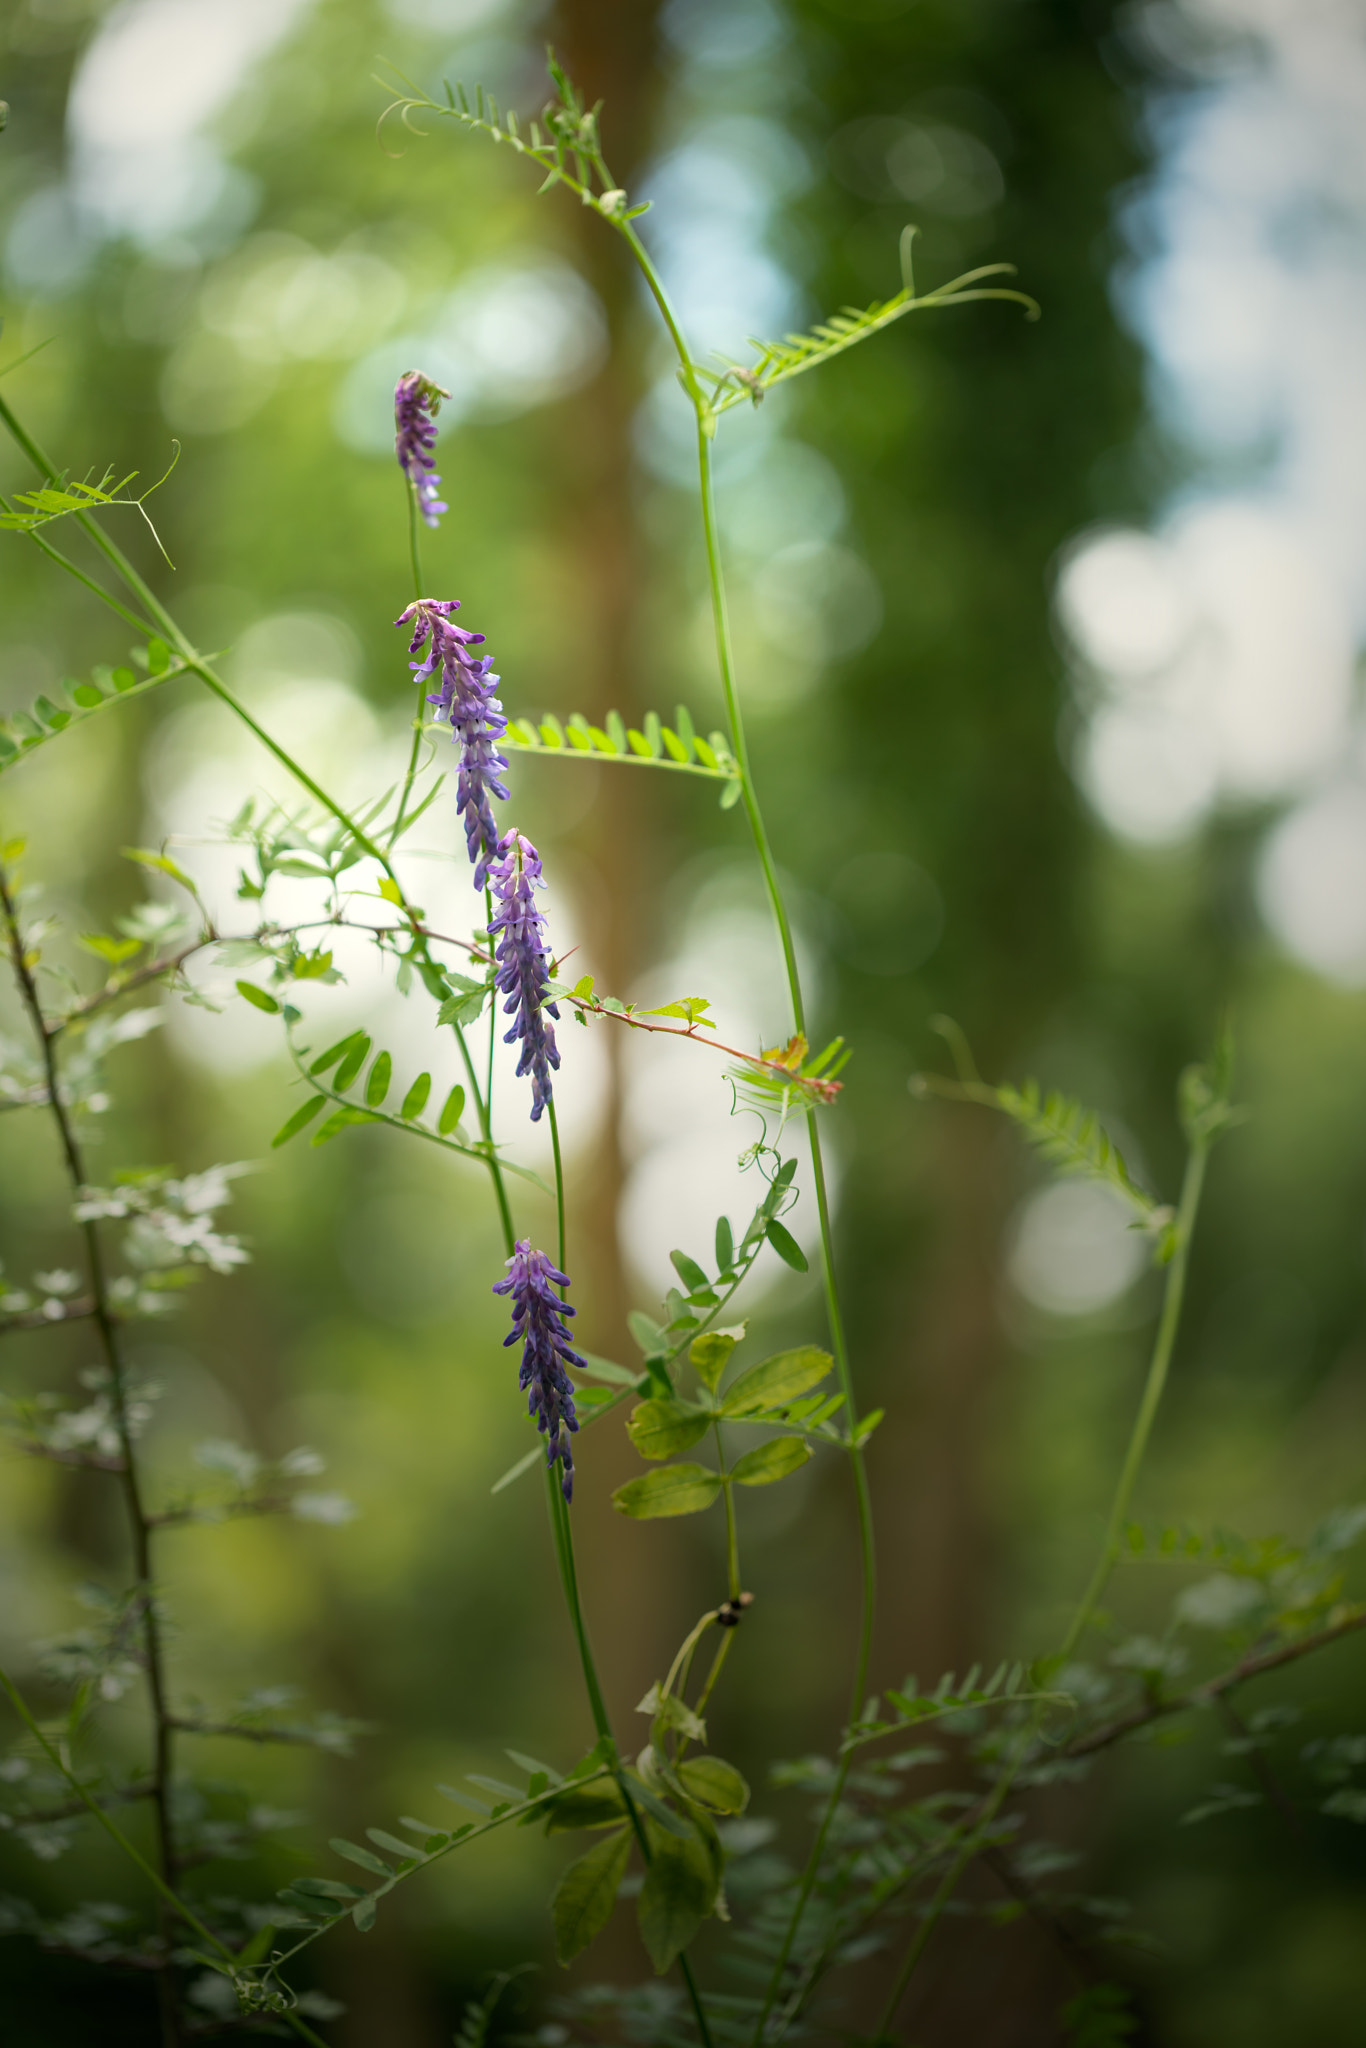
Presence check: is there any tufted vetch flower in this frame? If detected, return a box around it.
[394,370,449,527]
[394,598,509,884]
[493,1240,581,1501]
[487,830,560,1121]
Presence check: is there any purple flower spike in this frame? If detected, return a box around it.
[493,1240,582,1501]
[394,370,449,528]
[394,598,509,884]
[488,830,561,1122]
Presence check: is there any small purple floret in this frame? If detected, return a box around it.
[493,1240,582,1502]
[488,830,561,1122]
[394,598,509,885]
[394,370,449,528]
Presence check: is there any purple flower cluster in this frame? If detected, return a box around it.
[395,599,509,885]
[488,830,560,1122]
[394,370,449,528]
[493,1240,581,1501]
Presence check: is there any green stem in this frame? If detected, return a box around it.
[601,221,876,2048]
[873,1132,1213,2038]
[694,373,875,2048]
[390,479,429,849]
[714,1424,741,1602]
[1058,1137,1209,1662]
[548,1096,566,1277]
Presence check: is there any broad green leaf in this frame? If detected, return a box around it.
[720,1346,832,1417]
[689,1331,736,1392]
[670,1249,710,1294]
[400,1072,432,1119]
[765,1218,808,1271]
[364,1051,392,1107]
[438,1084,466,1134]
[334,1035,371,1091]
[545,1781,627,1833]
[676,1756,750,1815]
[80,933,141,964]
[626,1400,711,1461]
[271,1097,325,1147]
[236,980,279,1014]
[637,1823,714,1973]
[612,1464,721,1519]
[552,1825,632,1963]
[731,1436,811,1487]
[438,974,489,1028]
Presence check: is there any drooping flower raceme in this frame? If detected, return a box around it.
[394,370,449,527]
[395,598,509,884]
[493,1240,581,1501]
[488,830,560,1121]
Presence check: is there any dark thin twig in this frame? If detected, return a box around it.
[147,1493,290,1530]
[0,857,184,2048]
[1062,1612,1366,1760]
[4,1779,155,1827]
[1213,1693,1307,1840]
[0,1298,97,1334]
[167,1716,350,1750]
[18,1440,127,1474]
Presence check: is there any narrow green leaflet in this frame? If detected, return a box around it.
[612,1464,722,1519]
[720,1346,833,1417]
[552,1825,632,1964]
[731,1437,811,1487]
[765,1218,808,1272]
[0,647,191,774]
[701,232,1038,416]
[626,1400,711,1461]
[636,1823,716,1973]
[271,1097,325,1147]
[502,703,740,804]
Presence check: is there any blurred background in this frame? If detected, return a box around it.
[2,0,1365,2040]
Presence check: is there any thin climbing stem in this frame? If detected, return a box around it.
[390,478,430,848]
[715,1423,741,1602]
[548,1096,567,1277]
[606,215,877,2048]
[874,1125,1216,2038]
